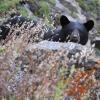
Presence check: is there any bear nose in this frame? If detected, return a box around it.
[72,29,79,37]
[70,29,80,43]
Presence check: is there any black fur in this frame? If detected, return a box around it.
[0,15,94,45]
[44,15,94,45]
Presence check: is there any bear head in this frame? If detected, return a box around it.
[60,15,94,45]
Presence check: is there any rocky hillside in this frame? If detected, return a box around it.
[0,0,100,100]
[0,0,100,32]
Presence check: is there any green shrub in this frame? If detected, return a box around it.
[76,0,99,12]
[0,0,20,12]
[39,1,50,18]
[17,6,28,17]
[49,0,56,5]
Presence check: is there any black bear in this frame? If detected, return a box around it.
[44,15,94,45]
[0,15,94,45]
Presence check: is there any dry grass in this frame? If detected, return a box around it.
[0,20,99,100]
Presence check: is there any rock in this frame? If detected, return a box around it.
[94,36,100,49]
[10,41,95,93]
[19,0,39,18]
[92,36,100,60]
[26,40,88,51]
[55,0,86,22]
[51,0,86,28]
[25,41,95,67]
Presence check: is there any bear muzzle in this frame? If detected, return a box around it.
[69,29,80,43]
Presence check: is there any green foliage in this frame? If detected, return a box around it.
[0,0,56,25]
[0,0,20,12]
[0,0,56,24]
[49,0,56,5]
[54,81,64,100]
[2,95,14,100]
[0,47,5,54]
[39,1,50,18]
[10,96,14,100]
[76,0,99,12]
[17,6,28,17]
[71,12,78,19]
[34,0,53,25]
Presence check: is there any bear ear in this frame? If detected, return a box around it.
[60,15,70,27]
[84,20,94,31]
